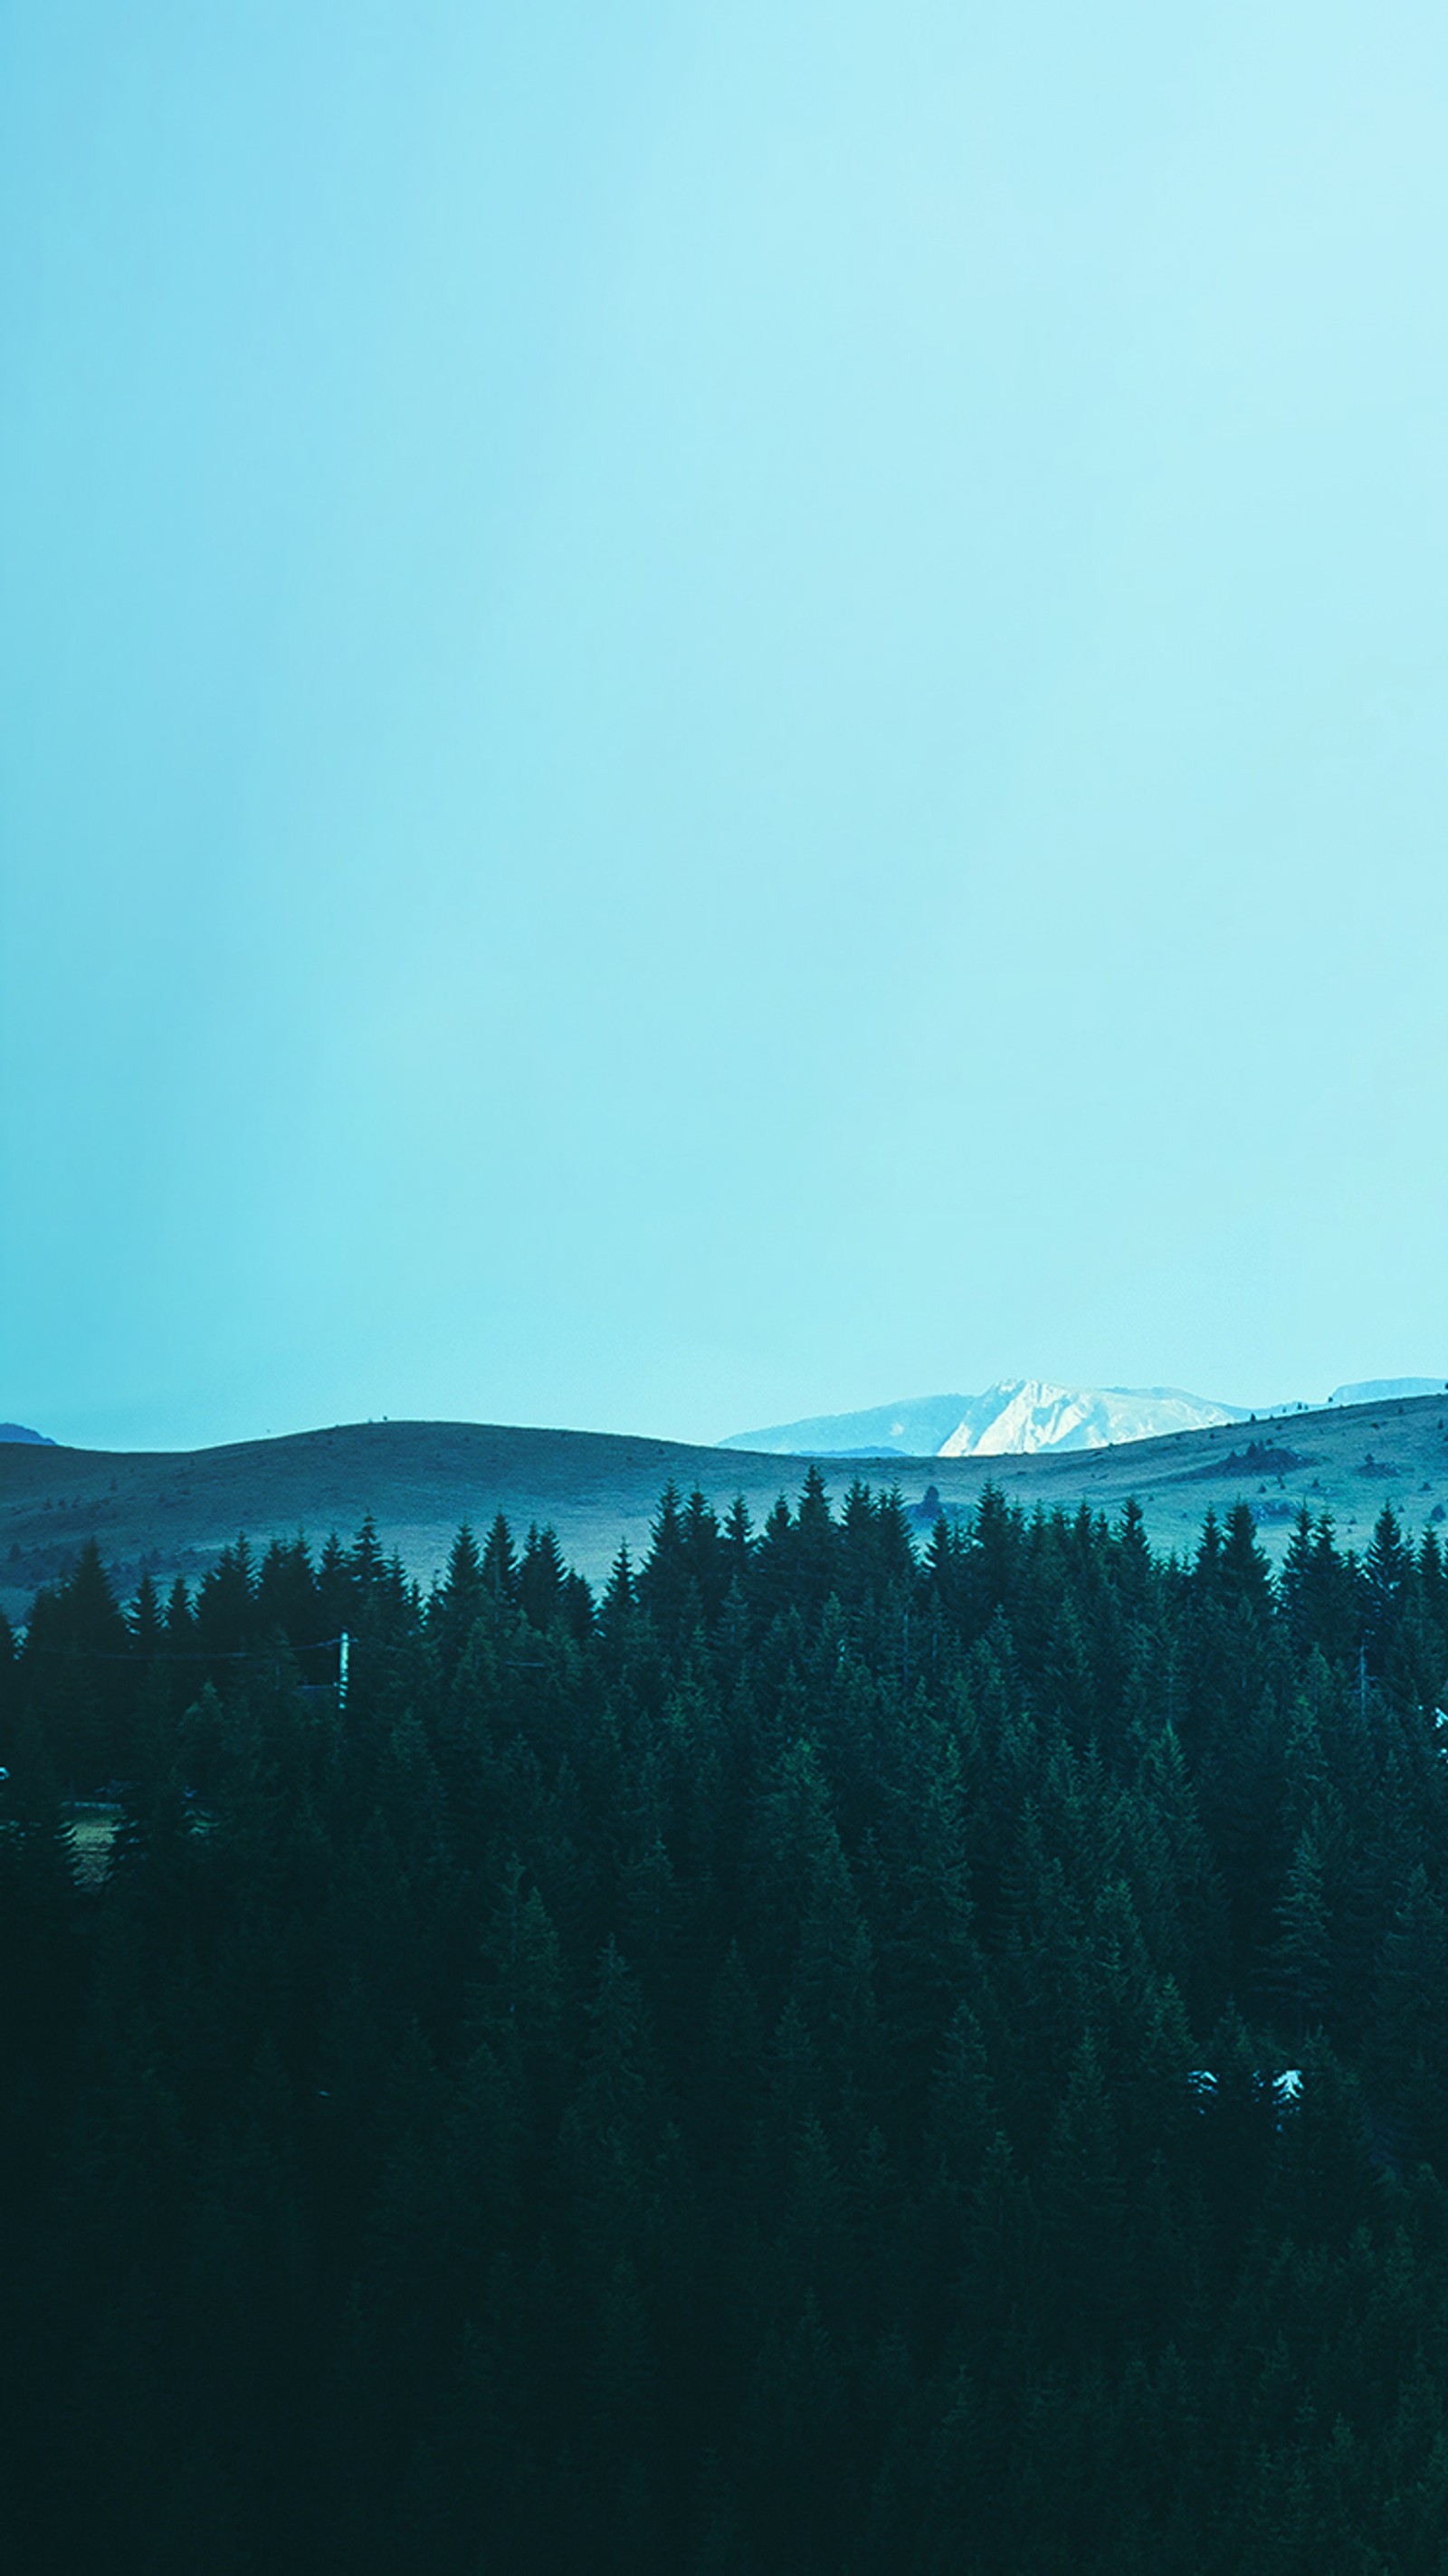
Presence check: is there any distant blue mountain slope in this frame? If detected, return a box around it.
[1329,1379,1445,1405]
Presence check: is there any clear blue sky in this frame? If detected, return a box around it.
[3,0,1445,1451]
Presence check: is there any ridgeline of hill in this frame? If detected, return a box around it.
[4,1392,1448,1623]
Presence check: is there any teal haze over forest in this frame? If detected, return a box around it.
[2,0,1445,1451]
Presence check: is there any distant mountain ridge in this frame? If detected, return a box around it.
[1329,1379,1445,1406]
[722,1379,1253,1460]
[0,1423,54,1445]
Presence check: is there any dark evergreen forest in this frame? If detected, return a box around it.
[5,1477,1448,2573]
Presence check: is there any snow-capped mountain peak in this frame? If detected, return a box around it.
[721,1379,1249,1461]
[937,1380,1246,1457]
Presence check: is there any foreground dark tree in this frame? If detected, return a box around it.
[4,1480,1448,2572]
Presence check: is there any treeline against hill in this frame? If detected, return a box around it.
[5,1482,1448,2573]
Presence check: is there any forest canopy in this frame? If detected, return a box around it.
[4,1479,1448,2573]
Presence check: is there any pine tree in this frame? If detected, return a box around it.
[681,1489,729,1626]
[481,1512,519,1606]
[1267,2033,1377,2243]
[431,1523,486,1673]
[1280,1503,1318,1651]
[1268,1818,1333,2038]
[1193,1509,1224,1601]
[194,1537,256,1659]
[348,1513,385,1598]
[792,1465,837,1617]
[164,1573,195,1651]
[1297,1512,1363,1668]
[1369,1864,1448,2168]
[636,1486,697,1641]
[1219,1501,1273,1624]
[600,1541,637,1660]
[1038,2029,1126,2349]
[752,1493,798,1631]
[1365,1503,1411,1674]
[722,1493,753,1584]
[1113,1495,1154,1617]
[252,1536,318,1652]
[62,1536,132,1659]
[519,1524,567,1631]
[128,1570,166,1662]
[967,1484,1020,1627]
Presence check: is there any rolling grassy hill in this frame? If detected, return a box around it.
[4,1393,1447,1625]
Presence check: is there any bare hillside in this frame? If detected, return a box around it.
[3,1394,1446,1624]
